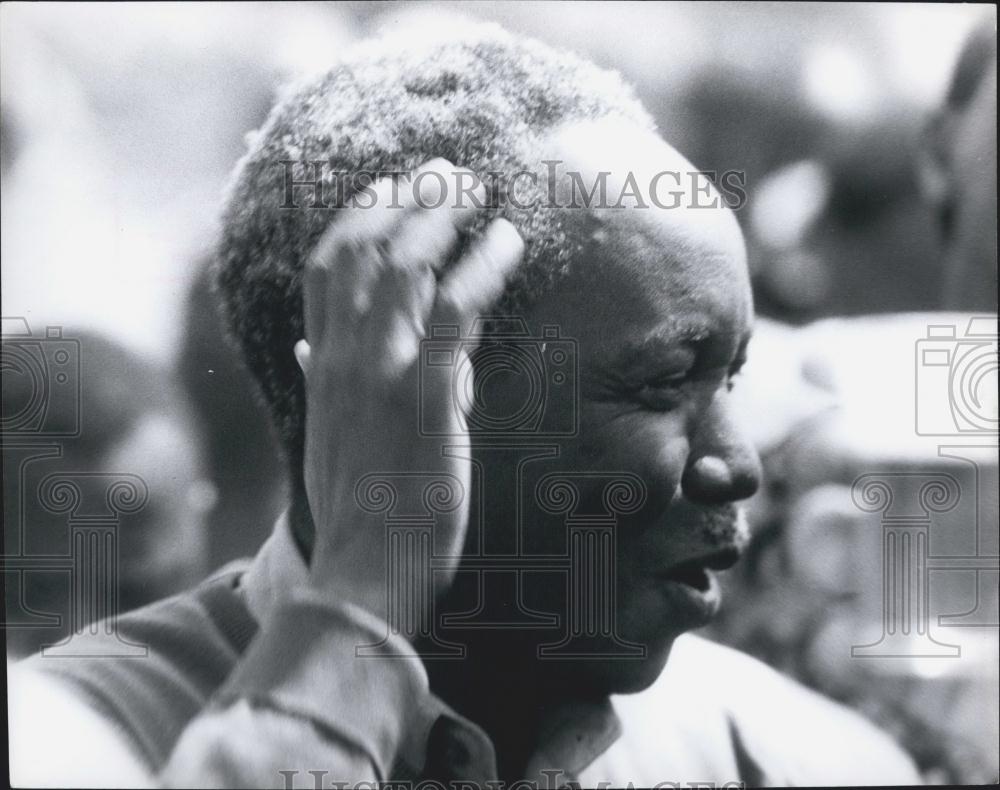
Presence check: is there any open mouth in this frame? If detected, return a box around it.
[664,563,712,591]
[660,547,741,592]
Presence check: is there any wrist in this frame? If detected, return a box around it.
[309,548,440,645]
[308,553,389,624]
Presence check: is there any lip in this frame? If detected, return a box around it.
[655,570,721,626]
[652,547,742,626]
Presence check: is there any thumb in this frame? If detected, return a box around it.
[294,339,313,379]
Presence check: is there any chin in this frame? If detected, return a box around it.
[542,636,679,697]
[609,640,677,694]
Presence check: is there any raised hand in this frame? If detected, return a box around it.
[294,159,524,626]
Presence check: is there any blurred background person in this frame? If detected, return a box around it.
[176,261,285,568]
[920,18,997,312]
[3,328,215,659]
[712,19,999,783]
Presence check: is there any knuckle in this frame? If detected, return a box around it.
[343,216,383,248]
[308,231,338,268]
[394,224,457,270]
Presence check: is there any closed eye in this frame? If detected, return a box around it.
[645,370,689,389]
[628,369,691,411]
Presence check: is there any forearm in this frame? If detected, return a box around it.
[8,662,154,788]
[160,589,428,787]
[161,702,376,789]
[10,591,427,789]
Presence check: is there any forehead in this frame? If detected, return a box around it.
[527,119,752,352]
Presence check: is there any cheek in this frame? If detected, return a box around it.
[572,407,689,514]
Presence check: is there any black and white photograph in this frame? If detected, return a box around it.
[2,2,997,787]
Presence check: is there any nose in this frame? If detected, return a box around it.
[681,397,761,505]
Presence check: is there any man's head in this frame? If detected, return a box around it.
[452,117,760,693]
[215,23,654,476]
[215,24,760,694]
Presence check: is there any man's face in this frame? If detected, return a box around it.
[465,119,761,694]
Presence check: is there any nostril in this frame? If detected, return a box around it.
[732,465,761,501]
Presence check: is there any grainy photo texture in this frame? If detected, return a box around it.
[2,2,997,788]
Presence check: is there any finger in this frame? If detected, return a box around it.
[329,157,464,250]
[332,172,418,248]
[361,262,436,379]
[411,159,486,219]
[304,235,381,352]
[389,159,486,271]
[387,173,485,276]
[386,210,458,290]
[431,218,524,336]
[361,161,487,373]
[305,175,415,348]
[302,255,331,346]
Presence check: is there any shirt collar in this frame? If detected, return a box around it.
[239,513,622,780]
[238,509,307,627]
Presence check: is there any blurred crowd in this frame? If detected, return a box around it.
[2,2,997,783]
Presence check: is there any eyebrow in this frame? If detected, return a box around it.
[618,320,710,355]
[614,322,752,370]
[610,325,707,374]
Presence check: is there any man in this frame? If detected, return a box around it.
[920,17,997,312]
[9,24,920,788]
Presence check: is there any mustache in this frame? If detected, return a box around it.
[685,503,750,549]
